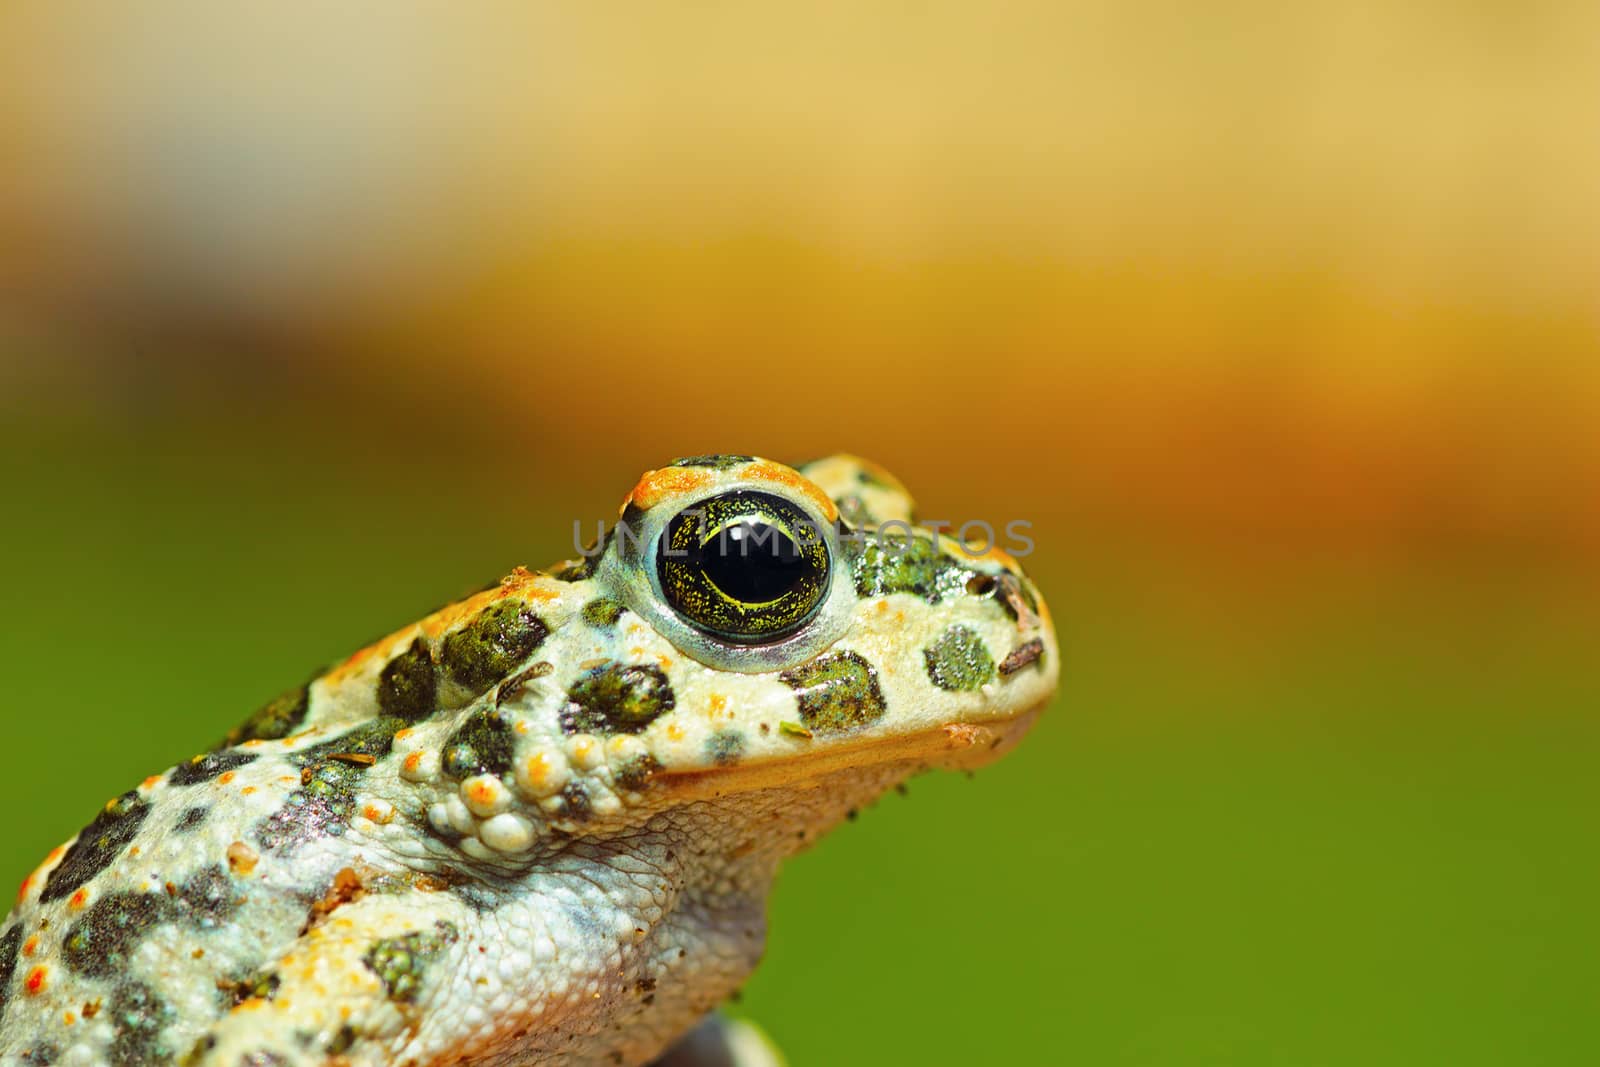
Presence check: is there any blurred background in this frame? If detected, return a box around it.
[1,3,1597,1063]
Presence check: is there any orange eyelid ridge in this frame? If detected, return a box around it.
[620,468,716,514]
[739,461,838,523]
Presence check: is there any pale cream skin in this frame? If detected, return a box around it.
[0,455,1057,1067]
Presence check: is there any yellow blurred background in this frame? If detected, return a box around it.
[1,3,1596,1063]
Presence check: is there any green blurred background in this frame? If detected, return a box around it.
[1,3,1597,1063]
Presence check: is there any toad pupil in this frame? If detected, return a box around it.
[691,520,808,603]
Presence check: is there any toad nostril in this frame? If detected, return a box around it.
[965,574,997,597]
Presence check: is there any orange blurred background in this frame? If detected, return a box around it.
[3,2,1596,569]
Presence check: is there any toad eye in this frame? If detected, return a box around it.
[656,491,831,643]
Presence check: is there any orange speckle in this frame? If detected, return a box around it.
[279,776,298,784]
[46,845,65,864]
[656,654,674,670]
[621,466,715,513]
[68,888,89,911]
[666,724,686,742]
[24,966,47,994]
[218,772,235,785]
[394,728,414,741]
[240,786,256,796]
[707,694,730,722]
[141,775,162,790]
[403,752,424,774]
[876,600,891,614]
[741,460,839,522]
[16,874,31,905]
[243,738,265,748]
[465,779,499,807]
[522,752,556,791]
[22,936,38,957]
[339,1005,353,1020]
[514,720,530,735]
[128,846,141,858]
[226,841,259,876]
[63,1011,77,1026]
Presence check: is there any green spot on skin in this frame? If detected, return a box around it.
[561,662,676,735]
[175,865,241,930]
[258,719,405,852]
[245,971,280,1003]
[780,651,887,734]
[363,921,459,1004]
[326,1026,357,1055]
[40,791,150,904]
[849,533,975,604]
[441,708,517,779]
[580,598,625,628]
[923,625,996,691]
[441,600,549,695]
[223,684,310,747]
[107,981,175,1066]
[63,893,174,977]
[707,730,746,765]
[561,783,593,820]
[378,639,438,721]
[61,872,245,980]
[613,753,662,791]
[0,925,23,1026]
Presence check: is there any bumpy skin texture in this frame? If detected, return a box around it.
[0,455,1057,1067]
